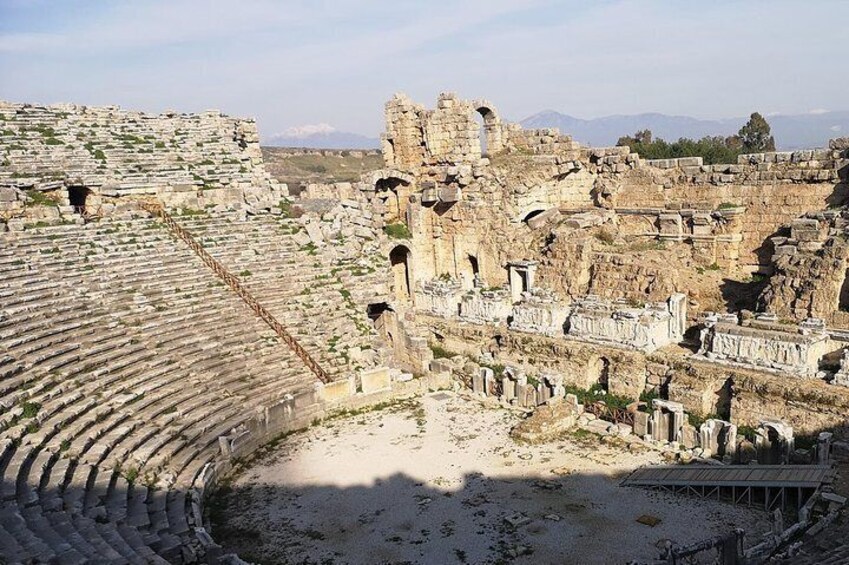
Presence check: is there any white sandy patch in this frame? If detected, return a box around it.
[215,393,769,564]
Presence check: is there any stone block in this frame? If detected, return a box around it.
[421,187,438,203]
[320,378,355,404]
[360,367,391,394]
[0,187,17,202]
[438,186,461,203]
[633,411,650,437]
[526,207,561,230]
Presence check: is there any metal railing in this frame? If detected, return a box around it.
[584,401,636,427]
[139,201,332,384]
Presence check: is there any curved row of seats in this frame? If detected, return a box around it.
[0,212,384,562]
[179,214,387,379]
[0,102,263,196]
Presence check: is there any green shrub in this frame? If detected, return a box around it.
[20,401,41,418]
[593,229,614,245]
[25,190,58,206]
[430,344,459,359]
[383,223,412,239]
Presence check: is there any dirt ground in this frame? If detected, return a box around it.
[212,393,770,564]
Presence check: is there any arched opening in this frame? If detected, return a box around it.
[68,186,92,214]
[593,357,611,392]
[474,106,501,157]
[389,245,412,302]
[474,112,487,157]
[466,254,480,289]
[375,177,409,224]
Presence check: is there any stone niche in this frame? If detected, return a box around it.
[697,314,831,377]
[507,260,538,303]
[509,288,570,337]
[418,277,464,318]
[459,288,512,324]
[565,293,687,353]
[755,420,795,465]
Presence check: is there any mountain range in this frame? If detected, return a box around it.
[263,111,849,151]
[263,124,380,150]
[520,110,849,150]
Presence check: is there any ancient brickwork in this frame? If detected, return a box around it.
[759,211,849,325]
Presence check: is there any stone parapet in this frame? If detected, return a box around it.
[697,314,831,377]
[565,293,686,352]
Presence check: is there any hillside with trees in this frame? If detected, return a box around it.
[616,112,776,164]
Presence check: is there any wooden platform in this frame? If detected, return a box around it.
[621,464,831,489]
[621,464,832,511]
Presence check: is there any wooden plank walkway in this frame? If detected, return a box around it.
[621,464,831,489]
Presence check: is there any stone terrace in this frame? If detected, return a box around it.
[0,101,279,209]
[0,210,386,562]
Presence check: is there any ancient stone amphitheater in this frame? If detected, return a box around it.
[0,94,847,563]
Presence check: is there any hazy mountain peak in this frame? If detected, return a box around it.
[520,110,849,150]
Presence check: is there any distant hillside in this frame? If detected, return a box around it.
[521,111,849,150]
[264,125,380,150]
[261,147,383,188]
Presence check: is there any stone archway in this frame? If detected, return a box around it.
[472,100,503,156]
[367,170,414,225]
[390,245,412,303]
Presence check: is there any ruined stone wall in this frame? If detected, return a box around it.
[759,230,849,325]
[606,153,848,268]
[426,317,849,438]
[0,100,283,219]
[382,92,578,172]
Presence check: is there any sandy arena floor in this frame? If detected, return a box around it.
[212,392,769,564]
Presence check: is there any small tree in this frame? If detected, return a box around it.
[738,112,775,153]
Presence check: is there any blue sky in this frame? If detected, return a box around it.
[1,0,847,139]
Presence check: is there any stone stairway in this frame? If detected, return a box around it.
[142,202,332,384]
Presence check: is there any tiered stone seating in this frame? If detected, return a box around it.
[0,213,347,561]
[179,213,387,379]
[0,101,275,197]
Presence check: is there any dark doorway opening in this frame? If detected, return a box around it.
[367,302,393,322]
[715,377,734,420]
[389,245,412,302]
[68,186,91,214]
[595,357,611,393]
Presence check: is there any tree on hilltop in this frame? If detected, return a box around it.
[738,112,775,153]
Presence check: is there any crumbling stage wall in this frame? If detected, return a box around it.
[609,174,848,269]
[425,316,849,438]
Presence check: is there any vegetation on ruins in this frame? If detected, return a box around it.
[25,189,58,206]
[430,344,460,359]
[616,112,776,163]
[383,222,412,239]
[20,401,41,418]
[563,383,632,410]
